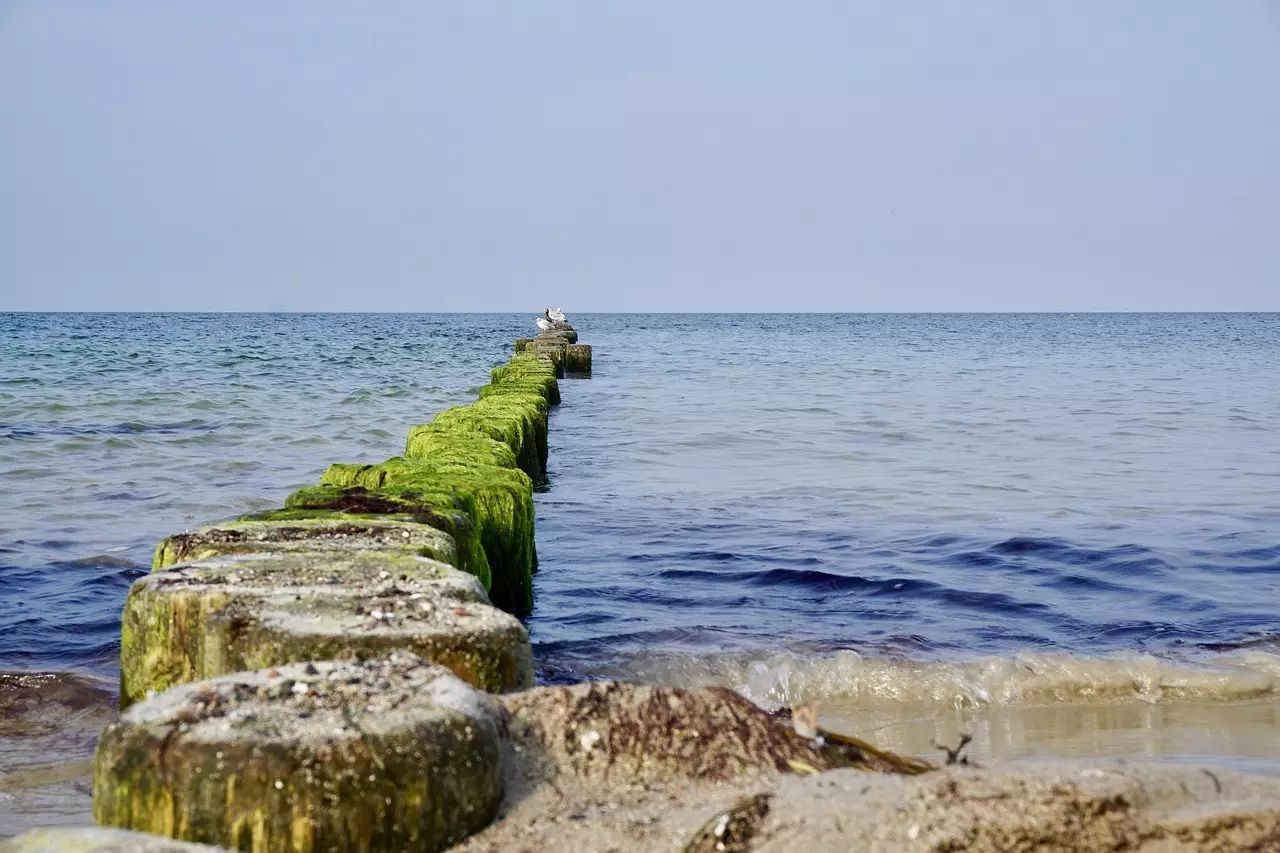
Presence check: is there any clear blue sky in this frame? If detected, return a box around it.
[3,2,1278,311]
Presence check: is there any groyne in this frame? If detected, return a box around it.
[11,319,1280,852]
[88,322,590,850]
[120,328,573,707]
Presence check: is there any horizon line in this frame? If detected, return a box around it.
[2,309,1279,316]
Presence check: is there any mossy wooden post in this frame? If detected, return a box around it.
[275,490,493,591]
[92,320,596,848]
[490,352,561,405]
[316,457,537,614]
[527,340,567,376]
[95,655,503,852]
[537,329,577,345]
[565,344,592,377]
[413,397,549,483]
[152,517,458,571]
[120,552,534,705]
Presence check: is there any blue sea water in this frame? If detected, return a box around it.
[1,312,1279,701]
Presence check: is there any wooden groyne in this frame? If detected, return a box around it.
[117,323,581,709]
[84,321,586,848]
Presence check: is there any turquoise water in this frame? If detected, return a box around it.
[1,313,1278,685]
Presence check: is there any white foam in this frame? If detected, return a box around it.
[602,648,1280,710]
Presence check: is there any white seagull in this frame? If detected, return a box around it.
[548,307,567,323]
[535,309,554,332]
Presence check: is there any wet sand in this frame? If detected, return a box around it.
[3,663,1279,842]
[820,695,1280,777]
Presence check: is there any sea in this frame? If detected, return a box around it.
[2,312,1278,835]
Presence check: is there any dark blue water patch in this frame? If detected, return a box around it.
[95,490,168,502]
[0,558,146,676]
[966,625,1056,647]
[23,540,76,551]
[1204,544,1280,574]
[529,492,1280,680]
[64,553,145,571]
[1200,633,1280,653]
[654,566,943,598]
[0,420,219,439]
[991,536,1111,563]
[1043,572,1137,594]
[1149,591,1201,609]
[947,550,1006,568]
[1101,556,1173,577]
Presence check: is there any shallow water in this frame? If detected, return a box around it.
[1,312,1278,831]
[0,672,112,836]
[821,696,1280,777]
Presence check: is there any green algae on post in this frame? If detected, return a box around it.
[490,358,560,392]
[279,487,493,591]
[151,516,458,571]
[525,340,567,375]
[119,551,534,705]
[420,394,550,482]
[406,409,545,484]
[400,424,520,471]
[95,654,503,852]
[80,321,598,850]
[493,350,558,378]
[490,353,561,405]
[318,457,536,614]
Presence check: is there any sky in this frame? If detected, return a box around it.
[2,2,1278,312]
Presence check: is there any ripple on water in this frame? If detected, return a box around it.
[1,313,520,676]
[2,312,1279,702]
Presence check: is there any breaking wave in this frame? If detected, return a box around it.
[577,648,1280,710]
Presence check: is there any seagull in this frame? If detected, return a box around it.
[535,309,554,332]
[548,307,567,323]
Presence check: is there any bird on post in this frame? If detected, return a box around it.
[535,308,573,332]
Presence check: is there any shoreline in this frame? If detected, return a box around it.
[6,670,1280,842]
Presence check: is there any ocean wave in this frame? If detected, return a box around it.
[0,420,217,439]
[578,649,1280,710]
